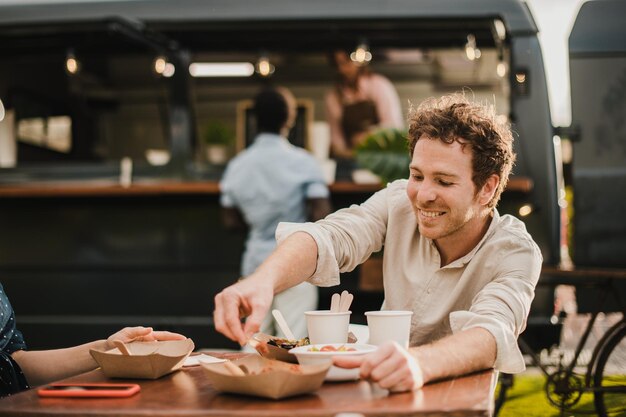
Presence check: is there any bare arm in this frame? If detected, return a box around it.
[213,231,318,344]
[334,327,496,392]
[12,326,185,387]
[412,327,496,384]
[12,339,110,387]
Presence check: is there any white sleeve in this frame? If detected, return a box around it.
[449,240,542,373]
[219,163,236,208]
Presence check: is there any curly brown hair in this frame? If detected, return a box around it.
[407,94,516,209]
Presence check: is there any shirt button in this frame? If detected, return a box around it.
[427,288,432,294]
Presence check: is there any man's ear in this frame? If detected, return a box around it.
[478,174,499,206]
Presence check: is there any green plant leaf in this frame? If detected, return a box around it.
[202,121,234,145]
[355,128,410,183]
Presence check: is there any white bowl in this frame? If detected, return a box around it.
[289,343,377,381]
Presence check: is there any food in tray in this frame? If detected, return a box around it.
[248,363,302,375]
[308,344,356,352]
[267,336,310,350]
[201,355,330,399]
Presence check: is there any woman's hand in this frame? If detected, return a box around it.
[105,326,186,351]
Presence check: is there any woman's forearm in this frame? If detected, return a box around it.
[12,339,108,387]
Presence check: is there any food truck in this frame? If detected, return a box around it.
[1,0,615,349]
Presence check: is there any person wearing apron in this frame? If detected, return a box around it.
[325,50,404,159]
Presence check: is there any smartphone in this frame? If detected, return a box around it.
[37,383,140,398]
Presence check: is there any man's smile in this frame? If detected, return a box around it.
[418,209,446,218]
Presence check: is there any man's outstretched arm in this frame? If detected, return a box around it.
[334,327,496,392]
[213,231,319,344]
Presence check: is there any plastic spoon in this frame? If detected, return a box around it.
[272,309,296,340]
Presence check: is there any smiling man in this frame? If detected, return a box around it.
[213,94,542,392]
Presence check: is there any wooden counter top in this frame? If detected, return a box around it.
[0,353,496,417]
[0,177,533,198]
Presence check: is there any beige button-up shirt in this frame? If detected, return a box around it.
[276,179,542,373]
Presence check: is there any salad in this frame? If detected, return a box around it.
[308,344,356,352]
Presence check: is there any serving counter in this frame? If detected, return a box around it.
[0,177,532,198]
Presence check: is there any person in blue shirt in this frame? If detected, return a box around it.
[220,87,331,340]
[0,283,185,397]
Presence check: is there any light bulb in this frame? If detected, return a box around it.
[255,56,275,77]
[465,34,481,61]
[162,63,175,77]
[154,56,167,74]
[518,204,533,217]
[65,51,80,75]
[496,62,507,78]
[350,42,372,64]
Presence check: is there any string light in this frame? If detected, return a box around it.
[154,56,167,74]
[465,34,481,61]
[518,204,533,217]
[350,41,372,65]
[65,50,80,75]
[255,55,275,77]
[493,19,507,41]
[153,56,175,78]
[497,61,507,78]
[162,63,175,78]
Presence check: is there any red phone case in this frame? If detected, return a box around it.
[37,383,140,398]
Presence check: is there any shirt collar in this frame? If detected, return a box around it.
[440,208,500,269]
[253,132,289,146]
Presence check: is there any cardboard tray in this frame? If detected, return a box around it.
[201,355,330,400]
[90,339,194,379]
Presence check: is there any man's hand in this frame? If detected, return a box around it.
[332,341,424,392]
[105,326,186,351]
[213,277,274,345]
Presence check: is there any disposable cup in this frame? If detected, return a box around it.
[365,310,413,348]
[304,310,351,345]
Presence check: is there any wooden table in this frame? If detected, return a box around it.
[0,354,496,417]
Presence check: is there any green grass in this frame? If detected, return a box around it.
[498,374,626,417]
